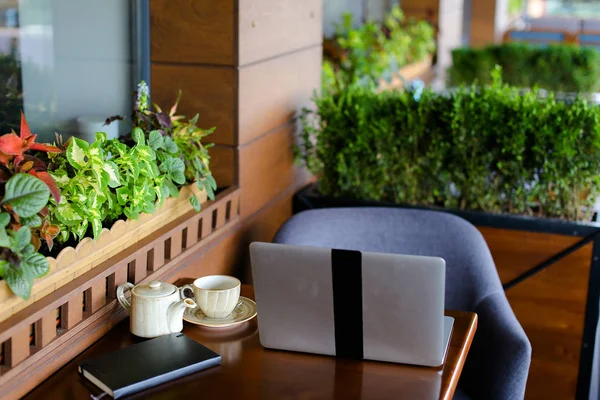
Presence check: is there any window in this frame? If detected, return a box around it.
[0,0,149,142]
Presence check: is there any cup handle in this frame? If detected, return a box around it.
[180,284,194,300]
[116,282,135,313]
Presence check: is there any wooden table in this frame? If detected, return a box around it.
[25,285,477,400]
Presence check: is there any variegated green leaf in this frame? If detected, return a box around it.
[56,202,84,226]
[91,218,102,240]
[135,145,156,161]
[73,220,88,241]
[92,163,109,188]
[51,172,70,187]
[95,131,107,143]
[103,161,121,188]
[66,138,89,169]
[116,187,130,206]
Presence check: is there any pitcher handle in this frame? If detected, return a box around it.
[180,284,194,299]
[116,282,135,313]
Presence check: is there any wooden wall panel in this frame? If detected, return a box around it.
[240,188,298,284]
[470,0,498,46]
[168,223,243,283]
[238,122,310,217]
[401,0,440,22]
[209,145,236,188]
[150,0,235,65]
[402,0,441,9]
[151,64,235,145]
[238,0,323,66]
[169,185,299,285]
[481,227,592,400]
[238,46,322,145]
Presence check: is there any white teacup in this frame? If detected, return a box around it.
[180,275,241,319]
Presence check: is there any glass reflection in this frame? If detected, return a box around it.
[0,0,134,142]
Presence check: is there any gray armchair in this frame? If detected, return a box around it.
[272,207,531,400]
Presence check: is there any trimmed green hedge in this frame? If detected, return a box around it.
[448,43,600,93]
[298,70,600,221]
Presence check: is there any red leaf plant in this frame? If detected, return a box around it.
[0,112,62,250]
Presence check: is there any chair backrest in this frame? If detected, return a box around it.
[273,207,503,311]
[273,207,532,400]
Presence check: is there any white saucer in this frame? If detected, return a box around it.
[183,296,257,328]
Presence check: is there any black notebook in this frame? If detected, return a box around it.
[78,333,221,399]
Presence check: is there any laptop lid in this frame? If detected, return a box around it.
[250,242,446,367]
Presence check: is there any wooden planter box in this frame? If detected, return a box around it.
[294,183,600,400]
[0,187,240,400]
[0,184,207,323]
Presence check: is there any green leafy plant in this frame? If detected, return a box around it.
[509,0,524,14]
[0,112,61,250]
[0,81,217,299]
[298,67,600,221]
[448,43,600,93]
[323,5,436,94]
[0,175,51,299]
[110,81,217,210]
[0,113,62,299]
[171,114,217,209]
[48,130,168,243]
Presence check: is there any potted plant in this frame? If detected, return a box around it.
[323,5,436,95]
[0,113,61,299]
[295,68,600,399]
[0,82,218,321]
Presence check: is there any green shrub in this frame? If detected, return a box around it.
[323,5,436,94]
[299,68,600,221]
[448,43,600,93]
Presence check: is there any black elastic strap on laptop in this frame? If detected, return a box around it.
[331,249,363,359]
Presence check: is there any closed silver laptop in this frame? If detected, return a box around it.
[250,242,451,367]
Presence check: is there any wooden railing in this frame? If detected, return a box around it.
[0,187,241,400]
